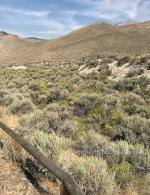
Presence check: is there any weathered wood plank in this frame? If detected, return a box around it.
[0,121,85,195]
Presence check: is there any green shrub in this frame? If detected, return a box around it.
[8,98,34,114]
[101,58,113,64]
[117,56,129,66]
[47,87,69,102]
[74,131,148,172]
[32,131,72,161]
[117,115,150,146]
[75,131,108,155]
[98,71,108,80]
[138,76,150,89]
[47,103,69,120]
[29,81,41,91]
[37,94,47,105]
[104,94,120,106]
[121,93,145,106]
[111,161,133,185]
[59,155,120,195]
[86,59,99,68]
[0,89,13,106]
[120,93,150,117]
[58,120,77,138]
[73,93,100,116]
[20,110,61,133]
[115,76,150,92]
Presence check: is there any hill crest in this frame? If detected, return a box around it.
[0,20,150,63]
[116,19,138,26]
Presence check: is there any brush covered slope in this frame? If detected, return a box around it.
[0,55,150,194]
[1,21,150,63]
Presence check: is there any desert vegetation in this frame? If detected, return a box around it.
[0,55,150,194]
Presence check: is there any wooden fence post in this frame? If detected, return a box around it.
[0,121,85,195]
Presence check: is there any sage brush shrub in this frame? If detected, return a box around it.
[104,94,120,106]
[116,115,150,147]
[58,120,77,138]
[75,131,145,164]
[115,76,150,92]
[138,76,150,89]
[73,93,101,116]
[8,98,34,114]
[0,90,7,105]
[37,95,47,105]
[59,155,120,195]
[29,81,41,91]
[74,131,150,185]
[126,69,137,77]
[32,130,72,161]
[75,131,109,155]
[117,56,129,66]
[1,57,150,194]
[115,77,139,91]
[110,161,134,185]
[121,93,145,107]
[10,130,73,182]
[120,93,150,117]
[47,87,69,102]
[69,75,81,84]
[130,149,150,173]
[0,89,16,106]
[47,103,70,120]
[20,110,61,133]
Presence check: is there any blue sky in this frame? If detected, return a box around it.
[0,0,150,39]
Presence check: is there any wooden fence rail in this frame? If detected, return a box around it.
[0,121,85,195]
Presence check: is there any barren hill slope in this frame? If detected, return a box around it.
[1,21,150,64]
[120,20,150,39]
[24,22,150,61]
[0,32,47,63]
